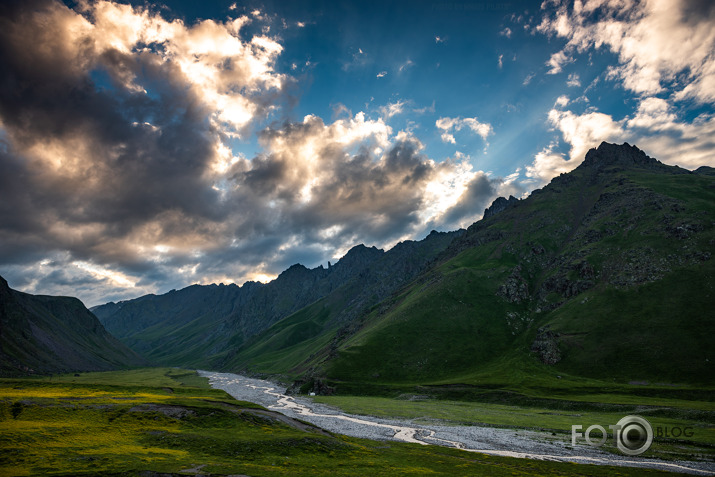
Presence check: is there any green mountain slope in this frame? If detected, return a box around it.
[0,275,146,376]
[93,230,460,369]
[233,142,714,389]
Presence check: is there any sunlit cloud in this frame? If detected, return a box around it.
[537,0,715,103]
[436,116,494,147]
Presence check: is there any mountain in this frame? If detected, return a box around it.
[314,142,714,389]
[0,275,146,376]
[92,142,714,390]
[92,230,461,368]
[215,142,712,390]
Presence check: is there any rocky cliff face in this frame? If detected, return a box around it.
[483,195,519,219]
[0,275,146,376]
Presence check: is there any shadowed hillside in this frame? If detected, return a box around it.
[0,276,146,376]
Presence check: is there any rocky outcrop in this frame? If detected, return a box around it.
[483,195,519,219]
[497,265,530,303]
[530,326,561,365]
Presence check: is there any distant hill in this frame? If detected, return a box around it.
[92,230,461,368]
[0,275,147,376]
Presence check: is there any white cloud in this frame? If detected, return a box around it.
[380,100,406,119]
[376,70,387,78]
[537,0,715,103]
[525,144,576,184]
[398,59,414,72]
[526,95,715,184]
[523,73,535,85]
[546,50,573,74]
[547,108,625,162]
[76,0,286,136]
[413,101,436,114]
[441,132,456,144]
[567,73,581,87]
[436,116,494,145]
[500,27,512,38]
[498,54,504,69]
[555,95,569,108]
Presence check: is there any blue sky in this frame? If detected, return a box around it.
[0,0,713,306]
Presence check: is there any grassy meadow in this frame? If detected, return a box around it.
[0,367,699,476]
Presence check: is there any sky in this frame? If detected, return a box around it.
[0,0,714,307]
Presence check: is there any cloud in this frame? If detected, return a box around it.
[436,116,494,146]
[523,73,535,85]
[546,50,573,74]
[566,73,581,87]
[498,54,504,69]
[398,59,414,73]
[525,144,576,184]
[379,100,406,119]
[230,112,496,260]
[0,0,496,308]
[525,96,715,184]
[547,108,625,163]
[554,95,570,108]
[0,0,281,305]
[500,27,512,38]
[343,46,370,70]
[413,101,436,115]
[376,70,387,78]
[537,0,715,103]
[435,35,446,43]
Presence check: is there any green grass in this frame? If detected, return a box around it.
[0,368,693,476]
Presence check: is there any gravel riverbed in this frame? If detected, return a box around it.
[200,371,714,475]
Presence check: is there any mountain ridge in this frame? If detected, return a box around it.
[63,142,715,389]
[93,228,462,368]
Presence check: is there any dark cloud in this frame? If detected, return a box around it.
[0,1,501,306]
[437,173,497,228]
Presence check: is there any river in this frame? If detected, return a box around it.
[200,371,713,475]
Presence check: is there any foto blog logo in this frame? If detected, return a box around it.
[571,415,653,456]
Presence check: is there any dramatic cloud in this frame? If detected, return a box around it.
[2,0,712,306]
[0,1,504,305]
[537,0,715,103]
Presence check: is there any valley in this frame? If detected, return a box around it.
[2,142,714,475]
[202,370,715,475]
[0,368,708,476]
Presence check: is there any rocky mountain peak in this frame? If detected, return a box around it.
[276,263,310,280]
[335,244,384,270]
[581,142,659,169]
[483,195,519,219]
